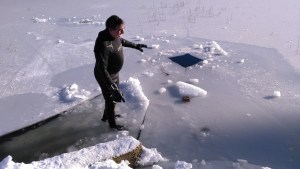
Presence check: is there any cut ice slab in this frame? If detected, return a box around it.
[169,53,203,68]
[176,81,207,97]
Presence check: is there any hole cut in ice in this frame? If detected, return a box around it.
[169,53,203,68]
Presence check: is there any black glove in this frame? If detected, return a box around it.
[109,83,125,102]
[136,44,147,52]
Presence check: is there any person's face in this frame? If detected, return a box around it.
[109,24,125,39]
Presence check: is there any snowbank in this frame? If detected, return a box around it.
[0,136,165,169]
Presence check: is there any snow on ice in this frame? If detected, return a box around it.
[58,83,91,103]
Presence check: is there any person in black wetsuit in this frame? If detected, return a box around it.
[94,15,147,130]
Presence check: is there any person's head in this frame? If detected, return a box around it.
[105,15,125,38]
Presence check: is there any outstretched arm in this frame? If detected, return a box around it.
[121,38,147,52]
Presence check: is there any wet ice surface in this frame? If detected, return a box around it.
[133,38,300,169]
[1,36,300,168]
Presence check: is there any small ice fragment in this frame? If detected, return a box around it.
[192,44,201,49]
[201,159,206,166]
[237,159,248,165]
[150,44,160,49]
[189,78,199,84]
[175,161,192,169]
[167,80,173,84]
[273,90,281,97]
[139,59,147,63]
[57,39,64,44]
[192,159,198,163]
[153,165,163,169]
[143,71,154,77]
[158,87,167,94]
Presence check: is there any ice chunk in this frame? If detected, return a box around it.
[176,81,207,97]
[189,78,199,84]
[202,60,208,64]
[150,44,160,49]
[175,161,192,169]
[158,87,167,94]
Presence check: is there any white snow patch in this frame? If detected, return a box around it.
[176,81,207,97]
[204,41,228,56]
[88,160,131,169]
[261,167,272,169]
[138,147,167,166]
[58,84,91,103]
[143,71,154,77]
[32,17,48,23]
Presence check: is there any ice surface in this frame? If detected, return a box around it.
[1,0,300,168]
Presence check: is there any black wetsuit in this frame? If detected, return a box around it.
[93,29,137,127]
[94,29,136,92]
